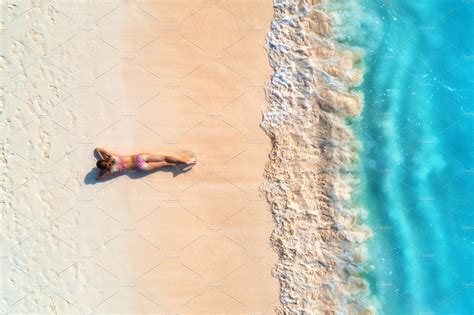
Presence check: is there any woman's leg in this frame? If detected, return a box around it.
[164,155,190,164]
[146,153,191,165]
[142,154,166,162]
[145,161,176,171]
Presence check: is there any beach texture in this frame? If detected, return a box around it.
[1,0,279,313]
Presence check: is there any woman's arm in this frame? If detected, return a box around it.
[96,169,111,180]
[95,147,112,159]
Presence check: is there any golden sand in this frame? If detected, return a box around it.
[1,0,278,313]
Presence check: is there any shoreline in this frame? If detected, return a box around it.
[263,0,373,313]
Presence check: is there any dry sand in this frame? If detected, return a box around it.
[1,0,279,313]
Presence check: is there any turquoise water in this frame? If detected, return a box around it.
[353,0,474,313]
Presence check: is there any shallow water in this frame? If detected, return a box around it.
[354,0,474,313]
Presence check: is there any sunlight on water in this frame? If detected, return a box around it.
[353,0,474,313]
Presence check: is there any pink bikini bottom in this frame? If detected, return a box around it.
[134,155,148,171]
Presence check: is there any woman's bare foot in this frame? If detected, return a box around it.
[179,157,196,171]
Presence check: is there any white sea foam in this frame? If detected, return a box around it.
[262,0,374,313]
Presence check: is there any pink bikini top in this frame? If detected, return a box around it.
[114,155,126,172]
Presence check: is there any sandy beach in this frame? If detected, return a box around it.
[1,0,278,313]
[4,0,470,313]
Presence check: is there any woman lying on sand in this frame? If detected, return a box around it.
[95,147,196,180]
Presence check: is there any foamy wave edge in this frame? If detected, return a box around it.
[262,0,374,313]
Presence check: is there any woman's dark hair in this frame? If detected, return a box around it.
[96,159,111,170]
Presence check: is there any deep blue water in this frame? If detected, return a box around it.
[353,0,474,313]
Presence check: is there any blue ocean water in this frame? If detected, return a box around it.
[352,0,474,313]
